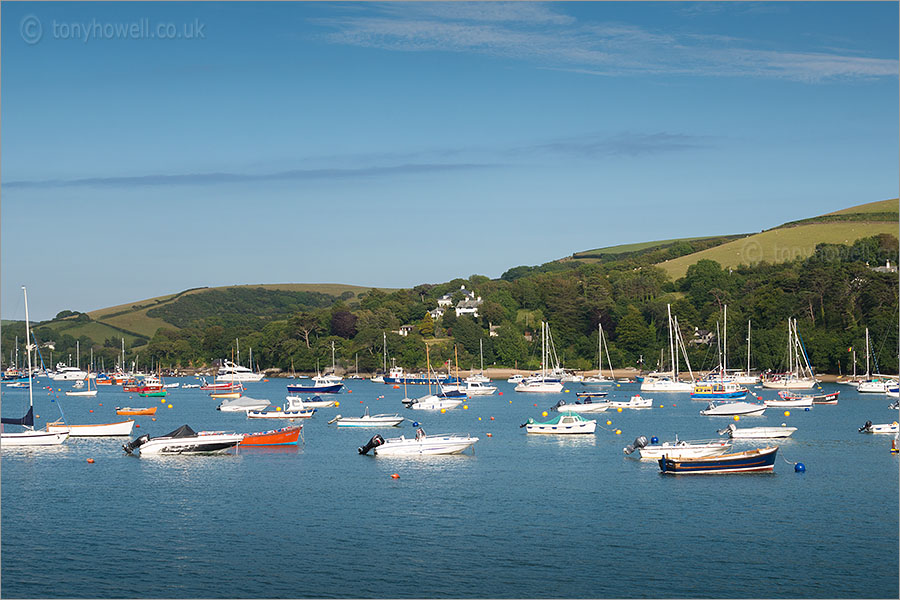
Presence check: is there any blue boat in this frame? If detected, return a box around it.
[658,446,778,474]
[286,378,343,394]
[690,382,749,399]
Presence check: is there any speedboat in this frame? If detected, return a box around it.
[239,426,302,446]
[718,423,797,439]
[514,379,564,393]
[404,395,462,411]
[699,400,766,416]
[286,395,336,409]
[507,374,524,384]
[285,376,343,394]
[609,395,654,409]
[247,406,316,419]
[217,396,270,412]
[122,425,243,455]
[658,446,779,474]
[462,381,497,396]
[328,408,404,427]
[777,390,838,404]
[522,412,596,434]
[858,420,899,434]
[553,398,610,413]
[624,435,730,460]
[46,419,135,437]
[357,428,478,456]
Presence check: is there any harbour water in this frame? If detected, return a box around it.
[2,379,898,598]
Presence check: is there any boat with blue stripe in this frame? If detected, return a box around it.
[658,446,778,474]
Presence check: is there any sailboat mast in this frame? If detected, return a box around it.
[541,322,546,383]
[23,287,34,422]
[383,332,387,373]
[667,304,676,379]
[332,340,336,374]
[747,320,751,374]
[865,327,871,378]
[723,305,728,376]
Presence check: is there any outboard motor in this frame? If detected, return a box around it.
[553,399,567,411]
[623,435,649,455]
[859,420,873,433]
[123,434,150,455]
[717,423,737,436]
[358,434,385,455]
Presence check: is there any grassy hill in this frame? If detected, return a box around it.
[656,198,898,280]
[572,235,743,259]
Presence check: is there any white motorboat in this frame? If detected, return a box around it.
[50,365,89,381]
[718,423,797,439]
[507,374,524,384]
[217,396,271,412]
[358,428,478,456]
[609,394,654,409]
[329,408,404,428]
[764,392,813,408]
[515,379,564,393]
[858,420,899,434]
[215,355,264,383]
[164,382,180,388]
[523,412,597,434]
[405,395,462,411]
[46,419,134,436]
[700,401,766,416]
[286,395,336,409]
[123,425,243,455]
[624,435,731,460]
[462,381,497,396]
[640,376,693,392]
[552,398,610,413]
[182,384,201,389]
[247,406,316,419]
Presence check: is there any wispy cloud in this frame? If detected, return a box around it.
[3,163,498,190]
[316,3,898,83]
[527,132,713,158]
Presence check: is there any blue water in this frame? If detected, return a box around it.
[2,379,898,598]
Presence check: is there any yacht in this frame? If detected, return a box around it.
[215,359,264,383]
[50,364,88,381]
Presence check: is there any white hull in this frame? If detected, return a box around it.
[65,390,98,397]
[525,416,597,434]
[515,381,564,393]
[860,422,899,434]
[1,430,68,446]
[764,397,813,408]
[247,409,316,419]
[372,434,478,455]
[133,433,244,455]
[215,372,264,383]
[335,415,404,427]
[554,401,610,413]
[408,396,462,411]
[762,378,817,390]
[609,395,654,409]
[50,369,88,381]
[47,420,134,436]
[700,402,766,416]
[637,441,730,460]
[857,380,894,393]
[286,395,336,409]
[640,378,693,392]
[217,397,270,412]
[724,426,797,439]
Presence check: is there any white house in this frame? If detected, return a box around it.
[455,296,483,318]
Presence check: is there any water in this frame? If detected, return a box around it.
[2,379,898,598]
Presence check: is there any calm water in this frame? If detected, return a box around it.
[2,378,898,598]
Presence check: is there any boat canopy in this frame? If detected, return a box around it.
[2,406,34,427]
[165,424,198,438]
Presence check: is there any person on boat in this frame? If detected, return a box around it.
[415,428,425,441]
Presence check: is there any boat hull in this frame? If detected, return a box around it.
[285,383,343,394]
[372,435,478,456]
[659,446,779,474]
[1,430,69,446]
[239,426,302,446]
[116,407,158,416]
[46,420,135,436]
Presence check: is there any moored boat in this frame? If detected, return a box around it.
[329,408,404,427]
[553,397,610,413]
[858,420,899,434]
[609,394,654,409]
[217,396,270,412]
[357,428,478,456]
[522,412,597,434]
[239,426,302,446]
[699,400,766,416]
[658,446,779,474]
[718,423,797,439]
[777,390,839,405]
[624,435,731,460]
[123,425,243,455]
[46,419,135,437]
[247,406,316,419]
[116,406,158,416]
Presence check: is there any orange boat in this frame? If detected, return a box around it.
[239,426,302,446]
[116,406,158,416]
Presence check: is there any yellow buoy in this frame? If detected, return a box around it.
[659,404,664,408]
[463,405,468,410]
[161,399,166,403]
[276,406,282,411]
[615,429,621,435]
[542,411,548,417]
[478,417,482,421]
[784,410,791,417]
[564,389,569,393]
[617,407,623,412]
[335,402,340,407]
[733,415,740,421]
[606,420,612,425]
[441,408,446,413]
[167,404,173,409]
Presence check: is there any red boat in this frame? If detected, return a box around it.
[779,390,840,404]
[239,426,302,446]
[199,378,243,392]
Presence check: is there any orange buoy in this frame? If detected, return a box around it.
[348,390,353,393]
[490,416,495,420]
[151,417,156,421]
[135,424,140,428]
[498,392,503,396]
[99,403,103,407]
[486,433,492,437]
[89,409,94,413]
[87,458,95,464]
[391,473,400,479]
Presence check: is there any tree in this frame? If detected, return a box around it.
[418,312,435,337]
[331,310,358,338]
[614,306,656,361]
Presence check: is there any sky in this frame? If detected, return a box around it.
[2,1,898,321]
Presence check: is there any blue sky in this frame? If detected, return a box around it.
[2,1,898,321]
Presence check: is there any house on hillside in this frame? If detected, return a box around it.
[397,325,415,337]
[870,260,898,274]
[429,307,445,320]
[689,328,715,346]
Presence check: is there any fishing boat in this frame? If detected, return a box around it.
[609,394,654,409]
[552,397,610,413]
[1,287,69,447]
[286,395,336,409]
[699,400,766,416]
[777,390,839,404]
[718,423,797,439]
[139,388,167,398]
[217,396,270,412]
[515,322,565,393]
[123,424,243,455]
[239,426,302,446]
[658,446,779,474]
[764,392,814,408]
[641,305,695,392]
[623,435,731,460]
[357,428,478,456]
[116,406,158,416]
[328,408,404,427]
[46,419,135,437]
[247,406,317,419]
[762,319,818,389]
[858,420,899,434]
[522,412,597,434]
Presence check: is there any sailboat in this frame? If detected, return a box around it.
[732,320,761,385]
[857,328,896,393]
[465,339,491,383]
[692,306,748,399]
[582,322,616,385]
[65,369,99,397]
[762,319,818,389]
[348,354,363,380]
[371,333,387,383]
[1,286,69,446]
[404,345,463,410]
[641,305,695,392]
[515,322,564,393]
[286,342,344,394]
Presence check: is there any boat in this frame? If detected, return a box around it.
[328,408,405,428]
[730,320,761,384]
[856,328,897,393]
[404,345,463,410]
[507,373,524,384]
[777,390,839,405]
[718,423,797,439]
[286,395,336,409]
[50,364,88,381]
[764,391,814,408]
[65,372,99,397]
[522,411,597,434]
[574,391,608,399]
[116,406,158,416]
[462,380,497,396]
[1,287,69,447]
[182,384,200,389]
[217,396,270,412]
[286,377,343,394]
[699,400,766,416]
[552,397,610,413]
[465,339,491,384]
[641,305,695,392]
[624,435,731,460]
[247,405,317,419]
[139,388,167,398]
[858,420,899,434]
[123,424,243,455]
[46,419,135,437]
[762,319,818,389]
[200,378,242,391]
[691,382,747,400]
[582,323,617,386]
[215,358,264,383]
[609,394,654,409]
[658,446,779,474]
[515,322,565,393]
[210,390,242,400]
[163,383,180,388]
[239,426,302,446]
[357,428,478,456]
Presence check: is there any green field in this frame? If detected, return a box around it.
[657,221,899,280]
[825,198,898,216]
[36,320,145,346]
[574,235,735,257]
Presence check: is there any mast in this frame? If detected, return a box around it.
[426,343,432,396]
[723,305,728,376]
[479,338,484,376]
[667,304,676,379]
[541,321,546,383]
[331,340,336,374]
[747,320,751,375]
[23,287,34,428]
[865,327,871,378]
[382,332,387,373]
[236,338,240,367]
[787,320,792,377]
[76,340,80,370]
